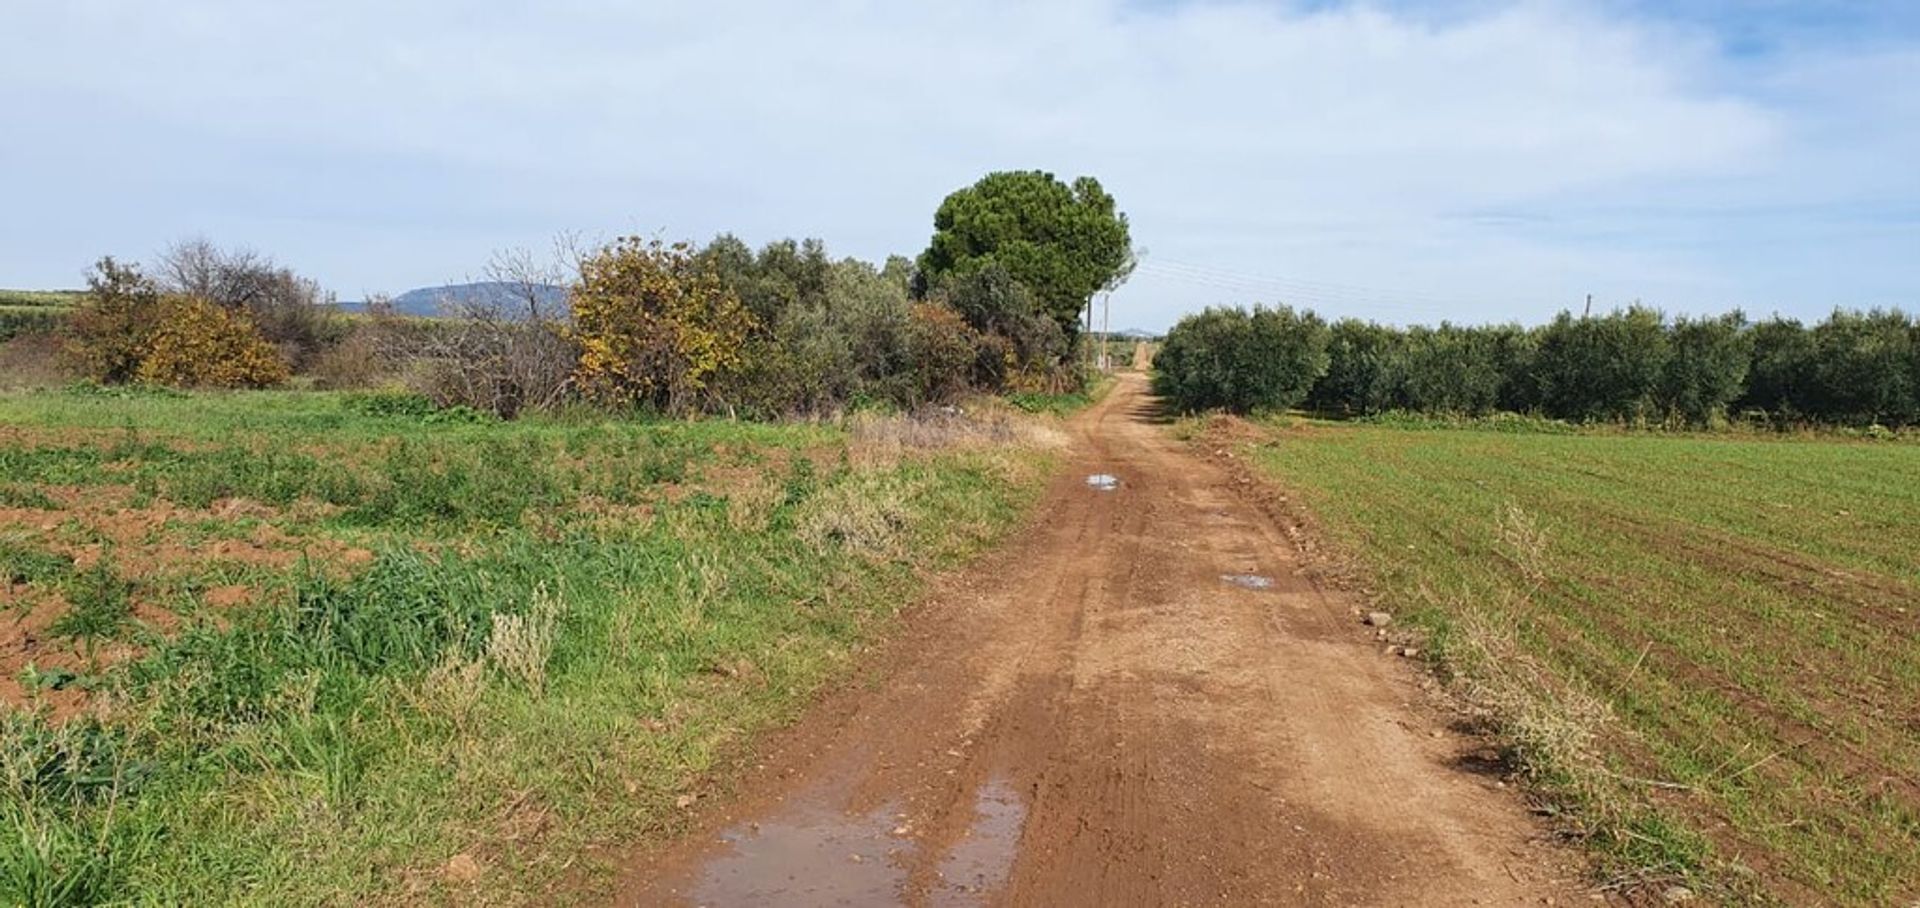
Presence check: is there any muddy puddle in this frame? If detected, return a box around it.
[1084,473,1119,490]
[929,775,1026,905]
[669,774,1028,906]
[1220,573,1273,590]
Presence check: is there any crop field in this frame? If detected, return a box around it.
[0,292,83,310]
[1219,418,1920,904]
[0,386,1057,904]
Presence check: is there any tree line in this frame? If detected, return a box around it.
[48,170,1134,418]
[1155,305,1920,428]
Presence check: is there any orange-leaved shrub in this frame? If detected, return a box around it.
[570,237,755,414]
[134,296,290,388]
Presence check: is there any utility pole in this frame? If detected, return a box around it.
[1583,293,1592,318]
[1100,292,1111,372]
[1084,298,1095,371]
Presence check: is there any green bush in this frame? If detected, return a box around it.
[1806,309,1915,426]
[1656,312,1752,425]
[903,303,982,406]
[1154,305,1330,414]
[1397,324,1505,416]
[1529,307,1670,422]
[1308,318,1403,416]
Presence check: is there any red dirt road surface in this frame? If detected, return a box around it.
[619,374,1580,906]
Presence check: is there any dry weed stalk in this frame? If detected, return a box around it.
[796,472,921,561]
[1452,600,1612,786]
[413,651,488,726]
[725,471,785,533]
[486,583,565,695]
[847,406,1066,469]
[1495,501,1550,592]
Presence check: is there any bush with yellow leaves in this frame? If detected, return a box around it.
[134,296,291,388]
[569,237,755,414]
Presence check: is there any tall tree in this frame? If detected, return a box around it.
[917,170,1132,344]
[1530,307,1670,421]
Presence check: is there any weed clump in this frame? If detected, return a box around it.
[795,472,920,560]
[0,541,71,587]
[50,560,133,643]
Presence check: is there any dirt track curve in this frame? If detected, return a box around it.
[618,373,1579,907]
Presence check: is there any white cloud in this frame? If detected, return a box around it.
[0,0,1909,326]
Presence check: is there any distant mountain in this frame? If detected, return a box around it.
[338,282,569,318]
[1109,328,1160,341]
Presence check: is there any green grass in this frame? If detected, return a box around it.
[0,386,1054,905]
[47,561,134,644]
[1228,419,1920,905]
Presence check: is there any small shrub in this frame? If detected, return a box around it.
[571,236,755,414]
[64,258,163,385]
[307,326,391,389]
[155,238,345,370]
[903,302,981,406]
[409,316,575,419]
[341,389,490,424]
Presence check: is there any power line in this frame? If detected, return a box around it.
[1133,261,1461,317]
[1135,266,1446,312]
[1140,258,1493,310]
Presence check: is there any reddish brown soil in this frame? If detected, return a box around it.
[616,374,1585,907]
[1,486,370,718]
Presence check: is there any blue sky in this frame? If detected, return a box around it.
[2,0,1915,330]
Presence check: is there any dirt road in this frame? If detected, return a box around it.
[619,374,1576,906]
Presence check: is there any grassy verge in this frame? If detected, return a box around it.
[1209,416,1920,905]
[0,387,1059,905]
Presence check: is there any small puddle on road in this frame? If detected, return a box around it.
[1220,573,1274,590]
[1085,473,1120,491]
[680,775,1029,907]
[687,792,905,906]
[932,775,1028,905]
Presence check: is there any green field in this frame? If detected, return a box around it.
[0,292,83,310]
[0,291,79,343]
[1226,419,1920,904]
[0,387,1056,904]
